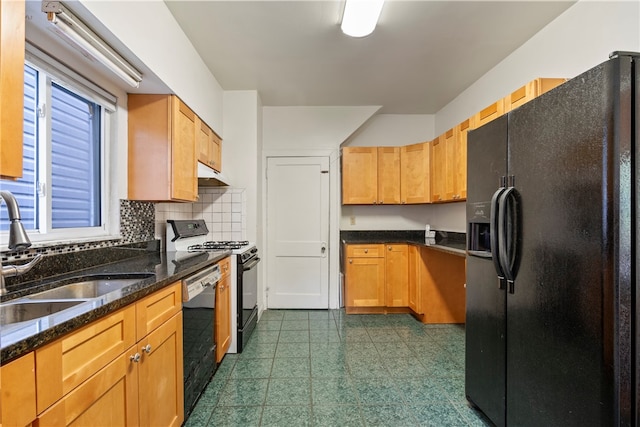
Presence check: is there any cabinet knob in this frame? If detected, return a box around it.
[364,249,368,253]
[388,246,392,251]
[349,259,353,264]
[142,344,152,354]
[130,353,141,363]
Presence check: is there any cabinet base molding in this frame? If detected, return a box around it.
[345,306,412,315]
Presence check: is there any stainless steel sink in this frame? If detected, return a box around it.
[26,275,153,300]
[0,300,86,325]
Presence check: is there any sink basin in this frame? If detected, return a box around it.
[26,275,152,300]
[0,300,86,325]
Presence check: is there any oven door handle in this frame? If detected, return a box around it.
[242,257,261,271]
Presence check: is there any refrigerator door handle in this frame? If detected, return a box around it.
[490,185,507,288]
[498,186,519,288]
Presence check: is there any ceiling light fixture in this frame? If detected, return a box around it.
[43,1,142,88]
[341,0,385,38]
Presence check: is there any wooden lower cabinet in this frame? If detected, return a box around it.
[35,349,139,426]
[215,257,232,363]
[417,247,466,323]
[345,243,466,323]
[407,245,423,315]
[1,352,37,427]
[385,244,408,307]
[23,282,184,427]
[138,312,184,427]
[344,243,409,312]
[344,244,386,311]
[36,312,183,427]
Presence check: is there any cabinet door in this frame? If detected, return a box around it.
[420,247,466,324]
[215,274,231,362]
[138,312,184,427]
[36,306,137,413]
[407,246,423,314]
[503,78,566,112]
[136,282,182,341]
[385,244,408,307]
[210,131,222,172]
[377,147,401,204]
[345,256,385,307]
[430,137,446,202]
[0,0,25,179]
[400,141,430,204]
[342,147,378,204]
[454,119,470,201]
[471,99,504,129]
[171,97,197,201]
[36,349,139,427]
[443,128,457,201]
[197,118,211,166]
[1,352,36,427]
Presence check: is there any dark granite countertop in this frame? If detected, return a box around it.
[340,230,467,257]
[1,243,230,364]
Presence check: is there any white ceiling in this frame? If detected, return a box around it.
[164,1,575,114]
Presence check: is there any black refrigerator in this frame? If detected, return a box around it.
[465,52,638,426]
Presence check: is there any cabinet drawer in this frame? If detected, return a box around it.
[346,244,384,258]
[218,256,231,278]
[136,282,182,340]
[35,305,136,414]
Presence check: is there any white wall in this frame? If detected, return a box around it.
[262,106,382,308]
[223,91,262,243]
[436,0,640,134]
[343,114,435,147]
[79,0,224,133]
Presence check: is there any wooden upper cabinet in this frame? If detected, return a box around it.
[210,131,222,172]
[430,136,445,202]
[377,147,401,204]
[128,94,198,202]
[471,99,504,130]
[504,78,567,113]
[0,0,26,179]
[400,141,430,204]
[197,118,222,172]
[342,147,378,204]
[197,118,212,166]
[455,119,469,201]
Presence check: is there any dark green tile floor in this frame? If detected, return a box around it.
[184,309,491,427]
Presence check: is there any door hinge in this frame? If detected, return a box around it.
[37,104,46,118]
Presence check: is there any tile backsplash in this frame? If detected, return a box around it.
[2,199,155,263]
[2,187,247,262]
[155,187,247,248]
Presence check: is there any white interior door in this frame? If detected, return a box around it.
[266,156,329,309]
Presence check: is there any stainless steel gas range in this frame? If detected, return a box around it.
[167,220,259,354]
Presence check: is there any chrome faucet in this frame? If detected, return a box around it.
[1,190,42,295]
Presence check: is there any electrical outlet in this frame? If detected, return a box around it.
[350,216,356,225]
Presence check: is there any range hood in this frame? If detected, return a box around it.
[197,162,230,186]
